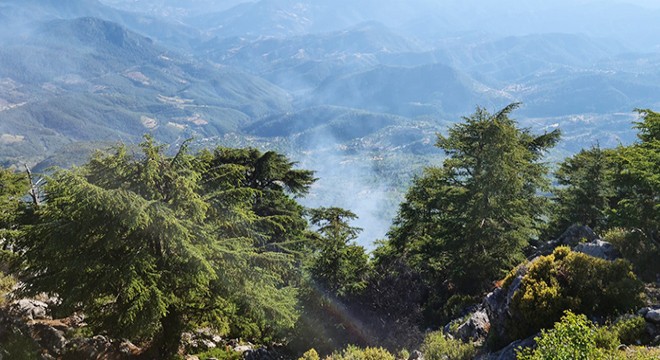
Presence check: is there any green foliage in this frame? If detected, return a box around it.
[396,349,410,360]
[196,146,315,251]
[610,316,650,345]
[376,103,559,326]
[328,345,395,360]
[507,247,644,341]
[194,347,242,360]
[308,207,369,297]
[518,312,657,360]
[0,167,29,252]
[442,294,479,321]
[420,331,478,360]
[290,207,371,354]
[548,145,615,237]
[0,271,16,305]
[298,348,321,360]
[517,311,604,360]
[609,109,660,252]
[618,347,660,359]
[17,136,309,358]
[0,328,41,360]
[604,228,660,282]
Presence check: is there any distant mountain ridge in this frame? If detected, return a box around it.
[2,0,660,244]
[0,17,291,166]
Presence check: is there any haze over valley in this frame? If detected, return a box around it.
[1,0,660,246]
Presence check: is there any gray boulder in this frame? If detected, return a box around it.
[534,225,599,256]
[476,335,536,360]
[31,323,67,356]
[646,308,660,324]
[454,309,490,343]
[557,225,599,247]
[484,263,528,346]
[574,239,620,260]
[9,299,50,320]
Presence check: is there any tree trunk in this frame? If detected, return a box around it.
[157,305,184,359]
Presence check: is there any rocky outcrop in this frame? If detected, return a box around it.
[643,307,660,324]
[445,308,490,343]
[532,225,619,260]
[476,335,536,360]
[9,299,50,320]
[0,299,141,359]
[181,328,223,353]
[483,263,528,347]
[574,239,620,261]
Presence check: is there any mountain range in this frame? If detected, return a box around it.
[1,0,659,245]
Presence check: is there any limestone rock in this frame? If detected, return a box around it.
[646,308,660,324]
[234,344,253,353]
[476,335,536,360]
[484,263,528,346]
[452,309,490,343]
[557,225,599,247]
[574,239,619,260]
[31,323,67,356]
[9,299,50,320]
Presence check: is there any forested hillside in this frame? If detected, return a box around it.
[2,0,660,245]
[1,0,660,358]
[0,106,658,359]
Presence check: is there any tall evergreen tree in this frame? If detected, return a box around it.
[308,207,369,297]
[611,109,660,243]
[548,145,615,236]
[379,103,560,314]
[196,147,316,251]
[291,207,371,355]
[0,168,29,253]
[17,137,308,358]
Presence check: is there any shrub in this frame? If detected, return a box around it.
[396,349,410,360]
[0,271,16,305]
[420,331,477,360]
[329,345,395,360]
[612,316,650,345]
[506,247,643,340]
[619,346,660,359]
[194,347,241,360]
[299,348,321,360]
[518,311,659,360]
[517,311,604,360]
[603,228,660,282]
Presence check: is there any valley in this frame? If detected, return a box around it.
[0,0,659,246]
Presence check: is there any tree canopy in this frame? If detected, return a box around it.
[378,103,560,321]
[16,137,312,358]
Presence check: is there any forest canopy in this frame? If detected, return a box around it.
[0,106,658,359]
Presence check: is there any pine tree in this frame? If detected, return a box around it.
[611,109,660,244]
[380,103,560,306]
[308,207,369,297]
[0,168,29,253]
[18,137,308,358]
[196,147,316,251]
[548,145,615,236]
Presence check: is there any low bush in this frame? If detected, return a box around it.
[194,347,241,360]
[298,348,321,360]
[603,228,660,282]
[0,271,16,305]
[518,311,659,360]
[506,247,643,340]
[612,316,650,345]
[517,311,604,360]
[420,331,477,360]
[328,345,395,360]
